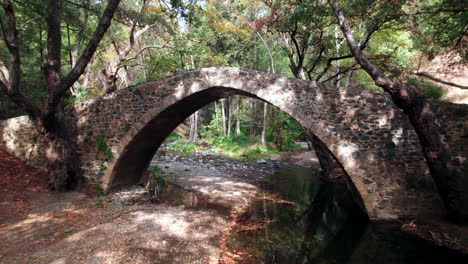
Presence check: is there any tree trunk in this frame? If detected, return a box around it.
[334,24,342,87]
[249,98,257,142]
[41,105,82,190]
[227,97,232,136]
[261,102,268,145]
[302,126,313,150]
[39,24,44,63]
[236,96,241,135]
[189,111,198,143]
[257,32,275,74]
[344,70,353,88]
[329,0,468,223]
[221,99,227,135]
[101,69,118,94]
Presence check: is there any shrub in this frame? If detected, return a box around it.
[167,132,181,140]
[95,135,108,152]
[105,149,113,160]
[149,165,161,172]
[154,173,169,180]
[93,183,103,195]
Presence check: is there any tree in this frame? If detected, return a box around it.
[328,0,467,223]
[235,96,241,135]
[0,0,121,190]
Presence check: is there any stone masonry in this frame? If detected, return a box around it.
[1,67,466,221]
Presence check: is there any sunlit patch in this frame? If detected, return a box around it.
[337,142,357,170]
[391,128,403,146]
[48,258,67,264]
[377,115,389,127]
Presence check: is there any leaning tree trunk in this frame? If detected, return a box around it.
[329,0,468,223]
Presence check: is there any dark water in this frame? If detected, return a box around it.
[224,167,466,264]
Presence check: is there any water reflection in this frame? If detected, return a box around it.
[226,167,466,264]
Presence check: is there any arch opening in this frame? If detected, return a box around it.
[107,87,257,188]
[104,86,366,217]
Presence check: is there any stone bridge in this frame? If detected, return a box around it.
[1,67,466,221]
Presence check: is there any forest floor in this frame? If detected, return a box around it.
[0,146,316,264]
[0,147,466,263]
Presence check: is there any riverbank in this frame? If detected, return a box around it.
[0,147,466,263]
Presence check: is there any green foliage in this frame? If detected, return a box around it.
[105,149,113,160]
[267,108,305,151]
[406,77,446,99]
[154,173,169,180]
[96,135,113,160]
[94,200,103,206]
[93,183,103,195]
[64,230,73,234]
[167,132,182,140]
[99,163,108,170]
[95,136,108,152]
[149,165,161,172]
[203,134,279,159]
[124,123,131,133]
[170,140,202,151]
[65,84,93,105]
[405,0,468,61]
[241,144,278,158]
[199,104,226,139]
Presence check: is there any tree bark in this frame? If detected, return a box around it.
[227,97,232,136]
[261,102,268,145]
[416,72,468,89]
[236,96,241,135]
[221,99,227,135]
[329,0,468,223]
[189,111,198,143]
[249,98,257,142]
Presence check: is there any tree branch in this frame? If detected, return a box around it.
[321,63,360,84]
[416,72,468,89]
[43,0,62,97]
[57,0,121,106]
[315,20,384,82]
[121,40,175,63]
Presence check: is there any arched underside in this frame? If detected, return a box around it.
[71,67,442,220]
[107,87,255,187]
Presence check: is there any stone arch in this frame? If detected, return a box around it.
[69,67,441,220]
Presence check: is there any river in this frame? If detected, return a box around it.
[221,167,465,263]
